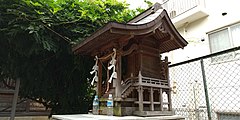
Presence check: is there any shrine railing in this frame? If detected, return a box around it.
[121,75,170,96]
[141,76,169,87]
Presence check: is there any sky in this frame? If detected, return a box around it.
[122,0,161,9]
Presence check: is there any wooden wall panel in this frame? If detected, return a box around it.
[141,54,161,78]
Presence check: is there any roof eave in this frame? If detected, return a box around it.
[72,3,188,55]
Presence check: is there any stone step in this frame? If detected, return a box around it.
[133,110,174,117]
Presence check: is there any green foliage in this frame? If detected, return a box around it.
[0,0,140,114]
[144,0,153,7]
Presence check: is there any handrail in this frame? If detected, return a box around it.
[121,77,138,94]
[142,76,168,86]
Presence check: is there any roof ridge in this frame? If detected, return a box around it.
[127,2,162,24]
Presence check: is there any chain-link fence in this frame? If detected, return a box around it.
[169,46,240,120]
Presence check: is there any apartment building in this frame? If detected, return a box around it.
[161,0,240,63]
[160,0,240,120]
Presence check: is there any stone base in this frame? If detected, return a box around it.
[99,97,175,117]
[133,111,174,117]
[121,107,135,116]
[99,99,123,116]
[142,115,185,120]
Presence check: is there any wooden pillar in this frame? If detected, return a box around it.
[168,90,172,111]
[10,78,20,120]
[150,87,154,111]
[165,56,170,85]
[97,62,102,97]
[159,88,163,111]
[139,48,143,72]
[104,61,112,94]
[165,56,172,111]
[115,54,122,98]
[138,71,142,85]
[138,86,143,111]
[114,52,122,116]
[138,71,143,111]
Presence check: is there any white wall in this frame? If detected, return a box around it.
[167,0,240,64]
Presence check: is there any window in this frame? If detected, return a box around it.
[231,24,240,47]
[209,23,240,62]
[209,29,231,53]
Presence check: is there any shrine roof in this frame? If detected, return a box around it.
[72,3,188,55]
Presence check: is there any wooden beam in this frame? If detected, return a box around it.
[121,44,139,56]
[139,44,159,53]
[118,35,134,48]
[140,50,159,57]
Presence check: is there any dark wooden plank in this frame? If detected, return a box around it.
[0,89,15,94]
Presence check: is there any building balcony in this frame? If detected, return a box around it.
[161,0,209,28]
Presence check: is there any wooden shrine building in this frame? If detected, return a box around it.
[73,3,188,116]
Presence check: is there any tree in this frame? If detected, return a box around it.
[0,0,143,114]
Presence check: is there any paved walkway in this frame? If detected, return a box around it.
[52,114,185,120]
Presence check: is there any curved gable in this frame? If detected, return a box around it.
[73,3,187,55]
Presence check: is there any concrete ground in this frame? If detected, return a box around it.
[52,114,185,120]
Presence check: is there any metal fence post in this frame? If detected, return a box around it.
[200,59,212,120]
